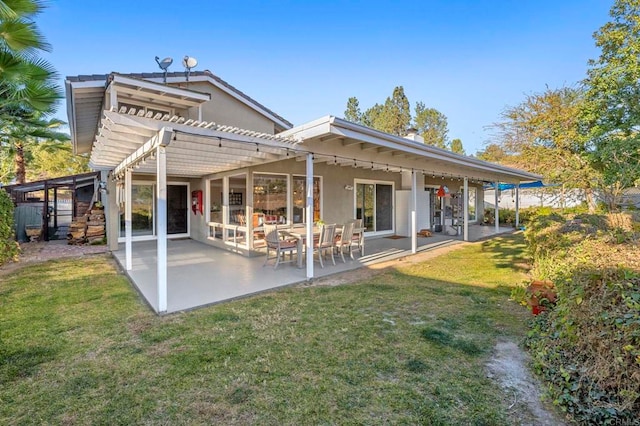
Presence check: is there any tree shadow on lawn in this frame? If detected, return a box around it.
[480,233,531,272]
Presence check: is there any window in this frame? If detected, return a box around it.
[291,176,321,223]
[468,187,477,222]
[253,174,287,224]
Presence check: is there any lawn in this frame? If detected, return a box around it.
[1,234,533,425]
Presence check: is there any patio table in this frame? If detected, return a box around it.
[280,226,342,268]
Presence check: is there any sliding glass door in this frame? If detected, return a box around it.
[355,181,393,234]
[119,182,189,240]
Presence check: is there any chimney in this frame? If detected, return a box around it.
[403,127,424,143]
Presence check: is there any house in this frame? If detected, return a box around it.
[65,69,540,313]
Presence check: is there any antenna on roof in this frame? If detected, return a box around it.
[182,56,198,82]
[155,56,173,83]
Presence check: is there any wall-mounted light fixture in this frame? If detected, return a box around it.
[344,184,354,191]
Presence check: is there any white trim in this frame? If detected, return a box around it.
[110,74,211,102]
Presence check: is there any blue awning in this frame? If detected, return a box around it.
[484,180,550,191]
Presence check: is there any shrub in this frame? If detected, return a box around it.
[524,212,640,423]
[0,190,19,266]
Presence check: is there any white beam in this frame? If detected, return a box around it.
[463,177,469,241]
[411,170,417,254]
[494,182,500,233]
[114,127,173,176]
[157,143,168,313]
[125,168,132,270]
[515,184,520,228]
[306,153,314,281]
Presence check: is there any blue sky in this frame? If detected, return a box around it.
[39,0,612,154]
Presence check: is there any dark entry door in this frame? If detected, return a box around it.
[167,185,188,234]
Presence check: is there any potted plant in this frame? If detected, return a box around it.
[526,280,557,315]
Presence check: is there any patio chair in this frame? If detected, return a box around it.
[312,223,336,268]
[334,221,355,262]
[263,224,298,269]
[350,218,365,257]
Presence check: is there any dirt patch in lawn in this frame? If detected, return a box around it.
[486,341,566,426]
[0,240,108,277]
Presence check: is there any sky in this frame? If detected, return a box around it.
[38,0,613,155]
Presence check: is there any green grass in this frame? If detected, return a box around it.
[1,234,532,425]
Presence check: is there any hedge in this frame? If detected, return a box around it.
[523,212,639,424]
[0,189,19,266]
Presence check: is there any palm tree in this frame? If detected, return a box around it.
[0,109,69,184]
[0,0,61,115]
[0,0,64,184]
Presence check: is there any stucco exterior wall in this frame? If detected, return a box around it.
[179,81,276,134]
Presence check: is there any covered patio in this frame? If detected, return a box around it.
[113,224,513,313]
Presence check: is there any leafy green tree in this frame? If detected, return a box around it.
[476,143,510,163]
[584,0,640,189]
[414,102,448,148]
[0,0,61,114]
[28,140,89,181]
[450,138,465,155]
[344,96,362,124]
[491,86,599,210]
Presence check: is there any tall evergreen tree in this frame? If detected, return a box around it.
[344,96,362,124]
[414,102,449,148]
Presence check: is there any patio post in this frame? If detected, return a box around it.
[125,168,132,270]
[305,153,314,280]
[156,128,172,313]
[411,170,417,253]
[463,177,469,241]
[494,181,500,233]
[515,184,520,228]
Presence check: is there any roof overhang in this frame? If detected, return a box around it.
[281,116,542,184]
[66,74,211,155]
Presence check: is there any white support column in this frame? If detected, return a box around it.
[222,176,229,226]
[515,184,520,228]
[246,170,254,250]
[463,177,469,241]
[305,153,314,281]
[125,168,132,270]
[411,170,417,253]
[198,105,203,122]
[157,144,168,313]
[156,127,173,314]
[494,181,500,233]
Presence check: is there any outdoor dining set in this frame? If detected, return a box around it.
[263,219,365,269]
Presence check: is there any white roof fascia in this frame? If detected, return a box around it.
[65,79,78,153]
[162,75,292,130]
[279,115,333,139]
[329,117,541,182]
[110,74,211,102]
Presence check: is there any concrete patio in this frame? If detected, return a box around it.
[113,225,515,314]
